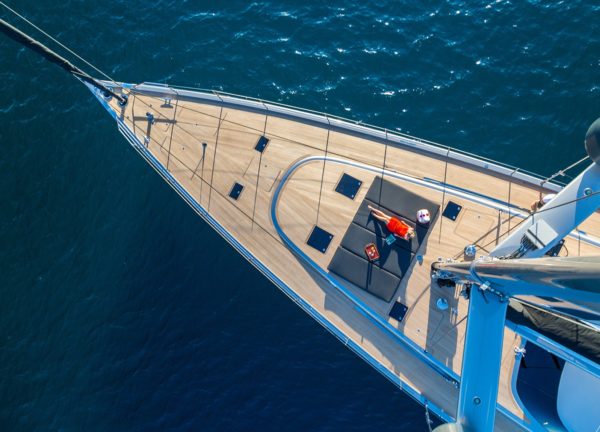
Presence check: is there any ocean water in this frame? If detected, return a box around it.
[0,1,599,430]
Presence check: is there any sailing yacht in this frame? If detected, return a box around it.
[2,14,600,432]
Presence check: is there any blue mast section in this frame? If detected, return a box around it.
[456,286,508,431]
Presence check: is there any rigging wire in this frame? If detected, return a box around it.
[0,1,117,85]
[469,187,600,258]
[539,155,590,195]
[5,2,589,258]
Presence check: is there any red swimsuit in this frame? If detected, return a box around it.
[387,217,410,237]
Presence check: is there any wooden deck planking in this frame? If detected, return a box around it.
[497,330,527,422]
[445,162,511,207]
[121,94,465,416]
[577,215,600,243]
[382,185,497,372]
[327,130,386,168]
[384,143,448,182]
[265,115,330,152]
[108,91,600,430]
[191,160,463,417]
[251,143,325,233]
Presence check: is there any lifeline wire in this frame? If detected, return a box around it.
[469,188,600,258]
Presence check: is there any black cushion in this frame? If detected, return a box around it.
[327,247,400,302]
[339,223,413,277]
[335,173,362,200]
[327,177,439,303]
[366,176,440,223]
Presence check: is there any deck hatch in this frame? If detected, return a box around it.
[254,135,269,153]
[389,302,409,322]
[442,201,462,221]
[335,173,362,200]
[229,182,244,200]
[307,226,333,253]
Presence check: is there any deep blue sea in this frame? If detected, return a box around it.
[1,1,598,430]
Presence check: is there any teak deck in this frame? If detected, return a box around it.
[103,85,600,431]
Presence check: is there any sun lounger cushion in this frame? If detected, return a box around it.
[327,176,440,302]
[328,247,400,302]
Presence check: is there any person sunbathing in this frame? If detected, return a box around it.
[368,205,415,240]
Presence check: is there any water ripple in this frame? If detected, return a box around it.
[1,0,599,430]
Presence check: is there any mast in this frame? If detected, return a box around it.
[432,118,600,432]
[0,18,127,106]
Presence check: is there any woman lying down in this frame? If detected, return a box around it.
[368,205,415,241]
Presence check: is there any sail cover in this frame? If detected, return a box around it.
[507,302,600,364]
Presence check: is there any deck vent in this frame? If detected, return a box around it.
[307,225,334,253]
[229,182,244,200]
[255,136,270,153]
[442,201,462,221]
[335,173,363,200]
[389,302,409,322]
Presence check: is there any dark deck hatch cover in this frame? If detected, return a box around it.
[442,201,462,221]
[307,225,334,253]
[229,182,244,200]
[255,136,270,153]
[335,173,362,200]
[389,301,409,322]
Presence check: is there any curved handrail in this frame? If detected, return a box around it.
[270,154,600,389]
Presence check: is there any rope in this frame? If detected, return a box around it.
[539,155,589,189]
[0,1,117,85]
